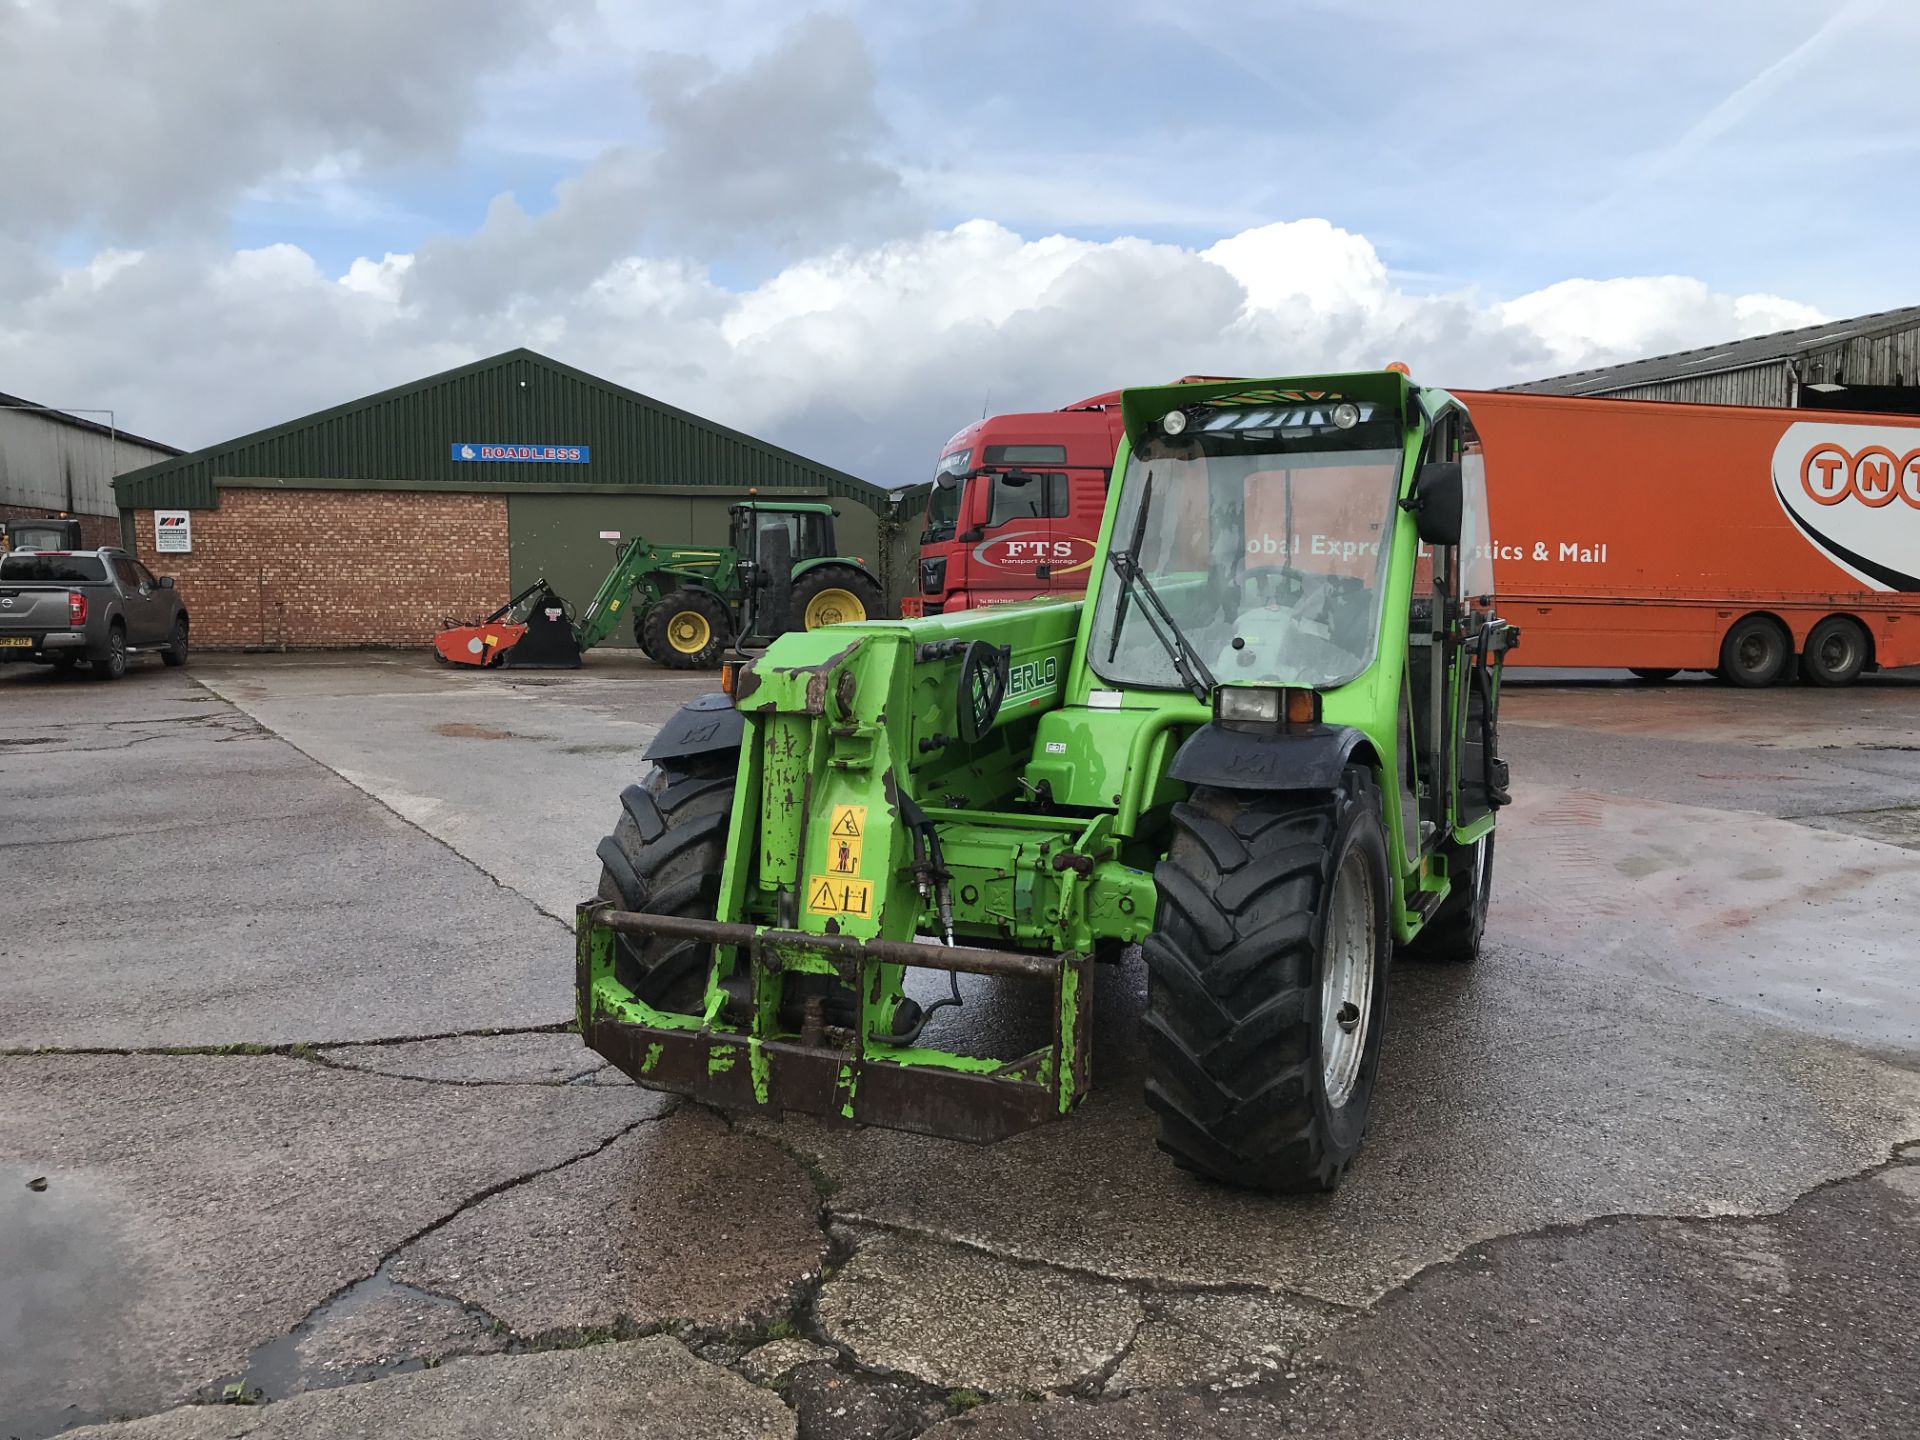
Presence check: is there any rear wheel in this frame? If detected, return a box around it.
[643,590,730,670]
[1799,616,1868,687]
[1628,667,1677,682]
[90,624,127,681]
[594,753,736,1012]
[162,617,189,667]
[1400,833,1494,964]
[1718,616,1789,689]
[792,565,883,632]
[1143,768,1391,1193]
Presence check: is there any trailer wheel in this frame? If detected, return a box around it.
[1718,616,1789,688]
[644,590,730,669]
[594,753,736,1012]
[1400,833,1494,964]
[1142,767,1391,1193]
[1628,667,1677,682]
[792,565,883,631]
[1799,616,1868,688]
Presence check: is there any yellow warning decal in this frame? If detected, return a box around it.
[824,804,865,876]
[807,876,873,918]
[483,633,499,645]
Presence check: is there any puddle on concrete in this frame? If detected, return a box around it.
[1,1171,143,1439]
[209,1259,508,1405]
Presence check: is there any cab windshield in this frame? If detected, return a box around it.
[1088,410,1403,691]
[924,449,970,542]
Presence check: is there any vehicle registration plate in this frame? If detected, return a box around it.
[0,636,33,648]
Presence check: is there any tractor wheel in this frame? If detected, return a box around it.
[1143,767,1391,1193]
[644,590,730,669]
[1400,832,1494,964]
[1718,615,1789,688]
[594,752,736,1012]
[632,605,667,664]
[1799,616,1869,687]
[792,565,883,632]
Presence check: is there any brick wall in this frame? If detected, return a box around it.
[132,489,509,648]
[1,502,120,550]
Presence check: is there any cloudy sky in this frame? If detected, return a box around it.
[3,0,1915,483]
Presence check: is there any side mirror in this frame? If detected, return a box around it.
[158,575,176,589]
[1408,461,1462,547]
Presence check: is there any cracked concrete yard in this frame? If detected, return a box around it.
[5,657,1919,1438]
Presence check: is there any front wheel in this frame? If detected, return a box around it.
[643,590,731,670]
[1142,768,1391,1193]
[791,565,883,632]
[632,606,667,664]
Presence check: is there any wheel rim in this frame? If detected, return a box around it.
[804,587,865,629]
[1817,630,1855,675]
[666,610,711,654]
[1319,847,1378,1109]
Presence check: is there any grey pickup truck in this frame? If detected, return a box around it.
[0,547,189,679]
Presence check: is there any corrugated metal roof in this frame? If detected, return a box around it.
[0,391,182,455]
[1507,304,1920,397]
[113,349,892,513]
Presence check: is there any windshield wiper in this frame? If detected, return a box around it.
[1104,475,1218,703]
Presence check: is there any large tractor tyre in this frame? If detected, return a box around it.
[1799,616,1869,688]
[594,752,736,1013]
[1400,832,1494,964]
[792,565,883,632]
[644,590,731,670]
[632,605,667,664]
[161,616,190,668]
[1718,616,1790,689]
[1628,667,1677,682]
[90,623,128,681]
[1142,767,1392,1193]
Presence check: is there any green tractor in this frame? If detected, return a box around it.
[633,500,884,669]
[578,371,1516,1191]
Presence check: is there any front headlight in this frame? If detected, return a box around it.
[1214,685,1321,728]
[1216,686,1282,724]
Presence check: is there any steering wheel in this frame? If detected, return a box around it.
[955,641,1010,745]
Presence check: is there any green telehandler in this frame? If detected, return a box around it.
[577,371,1517,1191]
[434,499,884,670]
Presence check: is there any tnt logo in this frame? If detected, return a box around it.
[1800,443,1920,508]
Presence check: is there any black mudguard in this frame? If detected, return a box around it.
[643,691,743,762]
[1168,723,1373,793]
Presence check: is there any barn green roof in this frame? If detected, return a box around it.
[113,348,893,513]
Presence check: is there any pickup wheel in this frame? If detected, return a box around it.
[90,624,127,681]
[1143,767,1391,1193]
[162,616,190,667]
[594,752,737,1012]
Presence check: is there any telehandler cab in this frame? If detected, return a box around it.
[578,371,1516,1191]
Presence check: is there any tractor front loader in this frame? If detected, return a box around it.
[435,500,884,670]
[578,371,1518,1191]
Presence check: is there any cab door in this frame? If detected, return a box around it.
[966,467,1066,600]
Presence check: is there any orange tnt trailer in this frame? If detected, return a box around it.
[1457,391,1920,686]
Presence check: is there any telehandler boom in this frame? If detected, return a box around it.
[578,371,1517,1190]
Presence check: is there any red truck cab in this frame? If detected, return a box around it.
[907,392,1126,614]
